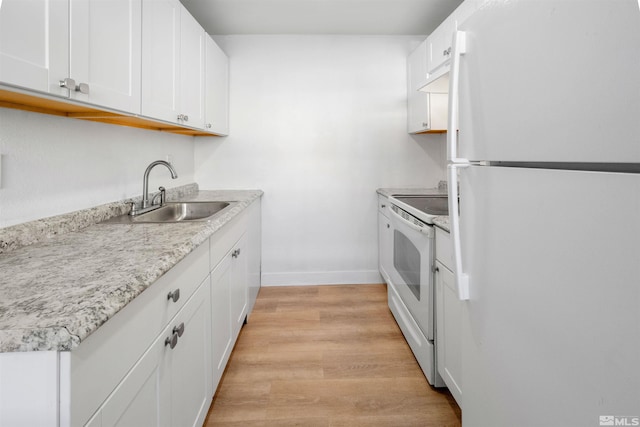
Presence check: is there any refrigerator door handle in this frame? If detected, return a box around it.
[448,164,470,300]
[447,30,468,164]
[447,30,470,300]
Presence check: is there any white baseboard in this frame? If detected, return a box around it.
[261,270,384,287]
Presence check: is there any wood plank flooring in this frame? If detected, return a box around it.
[204,284,461,427]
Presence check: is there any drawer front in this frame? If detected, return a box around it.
[70,242,209,426]
[210,207,248,271]
[435,227,453,271]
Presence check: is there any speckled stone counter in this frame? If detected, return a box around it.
[433,216,450,232]
[0,186,262,352]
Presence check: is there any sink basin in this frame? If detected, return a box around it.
[101,201,232,224]
[133,202,230,222]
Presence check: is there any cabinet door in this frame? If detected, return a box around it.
[245,199,262,317]
[428,14,455,74]
[0,0,68,97]
[89,319,177,427]
[141,0,180,123]
[378,210,392,283]
[204,35,229,135]
[407,41,429,133]
[211,254,232,391]
[179,4,205,129]
[96,333,164,427]
[166,279,213,427]
[230,235,248,338]
[435,261,462,405]
[69,0,141,113]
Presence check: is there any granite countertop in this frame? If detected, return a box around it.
[0,186,262,353]
[377,187,450,232]
[433,216,450,232]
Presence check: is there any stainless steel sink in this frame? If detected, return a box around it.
[133,201,230,222]
[101,201,232,224]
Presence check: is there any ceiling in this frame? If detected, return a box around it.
[180,0,464,35]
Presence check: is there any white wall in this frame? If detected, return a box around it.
[195,35,446,286]
[0,108,195,227]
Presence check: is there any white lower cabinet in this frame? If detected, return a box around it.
[164,279,213,427]
[435,227,463,406]
[209,201,262,393]
[87,279,212,427]
[229,234,248,338]
[210,253,233,391]
[377,195,392,283]
[0,199,262,427]
[209,233,248,392]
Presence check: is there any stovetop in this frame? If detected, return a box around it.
[390,194,448,224]
[393,195,448,216]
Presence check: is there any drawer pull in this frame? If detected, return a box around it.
[232,249,241,258]
[165,332,178,349]
[167,289,180,303]
[173,322,185,338]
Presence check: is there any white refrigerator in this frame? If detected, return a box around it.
[444,1,640,426]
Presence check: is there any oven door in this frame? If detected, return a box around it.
[388,205,435,340]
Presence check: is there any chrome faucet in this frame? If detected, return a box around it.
[141,160,178,210]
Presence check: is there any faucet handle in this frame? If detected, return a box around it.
[128,202,138,216]
[151,186,166,206]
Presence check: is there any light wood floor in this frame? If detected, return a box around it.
[204,284,461,427]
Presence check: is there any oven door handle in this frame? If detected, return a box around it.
[389,205,432,235]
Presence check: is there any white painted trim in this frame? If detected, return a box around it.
[261,270,383,286]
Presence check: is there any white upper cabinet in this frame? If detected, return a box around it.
[0,0,69,97]
[142,0,205,129]
[141,0,181,122]
[69,0,142,113]
[0,0,141,113]
[427,13,456,74]
[427,0,481,75]
[179,6,206,129]
[205,35,230,136]
[407,40,447,133]
[1,0,228,136]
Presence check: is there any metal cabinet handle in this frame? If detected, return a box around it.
[232,248,241,258]
[177,114,189,122]
[167,289,180,303]
[206,123,212,129]
[386,223,390,229]
[59,78,77,90]
[76,82,90,94]
[381,204,386,208]
[443,47,452,57]
[165,332,178,349]
[422,122,429,128]
[173,322,185,337]
[59,78,90,94]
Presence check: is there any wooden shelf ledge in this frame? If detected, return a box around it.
[0,87,221,137]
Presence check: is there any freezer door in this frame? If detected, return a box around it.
[460,166,640,427]
[456,0,640,163]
